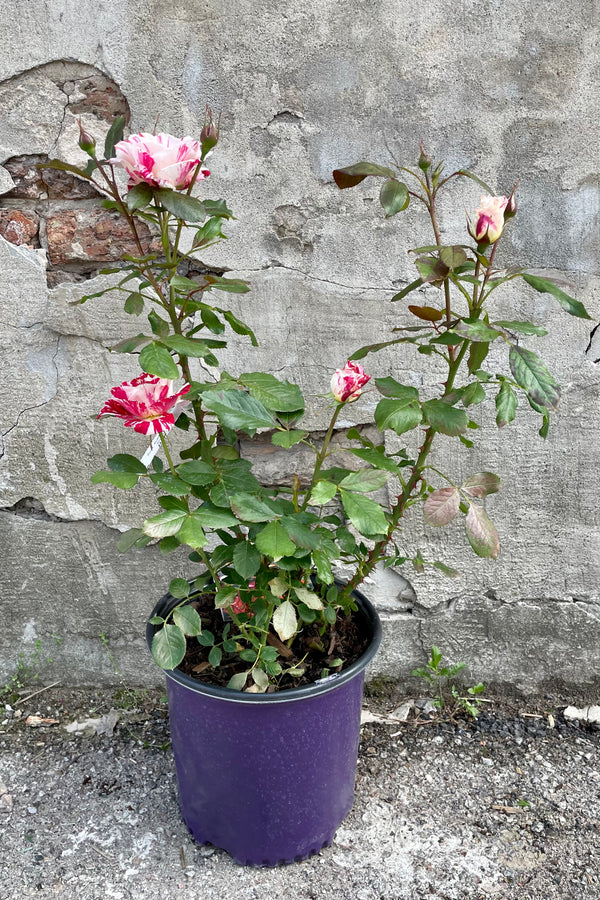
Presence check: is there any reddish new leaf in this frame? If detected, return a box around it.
[461,472,501,499]
[465,504,500,559]
[424,487,460,526]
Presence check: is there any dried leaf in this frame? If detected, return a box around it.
[25,716,59,727]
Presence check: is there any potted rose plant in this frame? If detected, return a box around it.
[44,121,589,866]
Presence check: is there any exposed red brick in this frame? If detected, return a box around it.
[0,209,39,245]
[46,207,161,266]
[69,74,130,124]
[3,155,101,200]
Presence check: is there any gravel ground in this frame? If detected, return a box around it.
[0,686,599,900]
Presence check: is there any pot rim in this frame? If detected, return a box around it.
[146,584,382,705]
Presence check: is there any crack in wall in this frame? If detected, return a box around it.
[0,333,62,458]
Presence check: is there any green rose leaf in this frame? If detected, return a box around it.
[272,600,298,642]
[339,469,389,493]
[155,188,207,222]
[313,549,334,584]
[239,373,304,413]
[177,515,208,549]
[462,382,486,407]
[127,183,153,211]
[349,447,403,476]
[143,509,188,539]
[432,561,462,579]
[495,319,548,337]
[138,343,179,379]
[271,430,307,448]
[201,390,274,436]
[423,486,460,526]
[116,528,146,552]
[495,381,518,428]
[102,115,125,160]
[232,542,261,579]
[309,481,338,506]
[422,400,469,436]
[151,624,186,670]
[379,179,410,217]
[165,335,226,359]
[189,503,238,529]
[215,586,239,609]
[230,493,279,523]
[107,454,147,474]
[340,489,388,537]
[280,516,322,550]
[176,460,217,486]
[255,520,297,560]
[123,292,145,315]
[391,277,425,302]
[332,161,396,189]
[149,473,190,496]
[453,319,501,342]
[509,346,560,411]
[467,341,490,375]
[374,378,419,400]
[110,334,152,353]
[91,471,140,489]
[522,274,591,320]
[173,605,202,636]
[461,472,501,498]
[465,504,500,559]
[169,578,191,598]
[374,397,423,435]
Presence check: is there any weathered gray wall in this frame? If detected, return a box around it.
[1,0,599,691]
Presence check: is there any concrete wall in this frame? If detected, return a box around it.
[1,0,599,692]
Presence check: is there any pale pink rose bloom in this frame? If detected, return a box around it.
[110,132,209,190]
[330,361,371,402]
[97,373,191,435]
[467,194,508,244]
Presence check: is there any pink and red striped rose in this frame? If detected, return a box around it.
[330,361,371,403]
[97,373,190,435]
[111,132,209,191]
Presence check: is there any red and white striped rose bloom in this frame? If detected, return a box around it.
[330,361,371,403]
[467,194,509,244]
[97,373,191,436]
[110,132,209,190]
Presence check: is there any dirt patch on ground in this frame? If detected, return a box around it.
[0,685,598,899]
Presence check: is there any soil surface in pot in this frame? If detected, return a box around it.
[177,592,370,691]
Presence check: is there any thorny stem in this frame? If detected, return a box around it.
[339,337,470,602]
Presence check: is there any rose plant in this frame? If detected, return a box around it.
[44,121,589,695]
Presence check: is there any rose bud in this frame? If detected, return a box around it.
[504,190,517,220]
[110,132,209,191]
[418,142,432,172]
[200,108,219,157]
[330,361,371,403]
[77,119,96,156]
[466,194,509,245]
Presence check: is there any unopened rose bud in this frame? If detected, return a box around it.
[418,142,432,172]
[504,190,517,220]
[77,119,96,156]
[466,194,508,245]
[200,108,219,157]
[330,361,371,403]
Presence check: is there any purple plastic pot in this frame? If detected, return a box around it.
[147,586,381,866]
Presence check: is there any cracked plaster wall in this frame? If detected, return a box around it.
[0,0,599,690]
